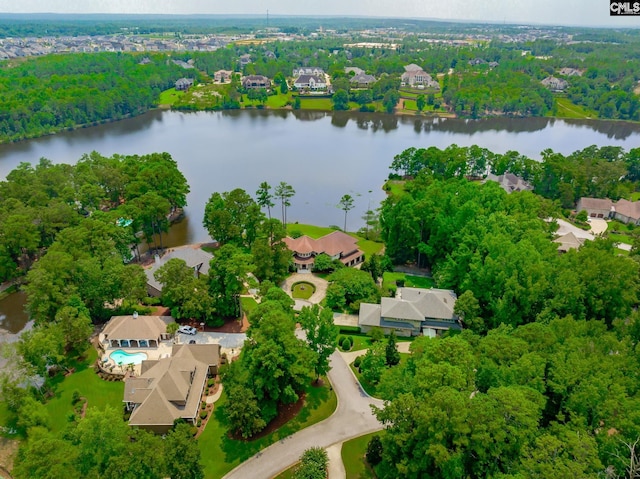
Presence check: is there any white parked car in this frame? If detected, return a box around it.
[178,325,197,335]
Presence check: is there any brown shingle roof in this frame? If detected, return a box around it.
[614,199,640,221]
[284,231,360,257]
[579,198,614,210]
[102,315,172,341]
[124,344,220,428]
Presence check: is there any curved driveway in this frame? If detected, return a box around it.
[281,273,328,305]
[222,350,384,479]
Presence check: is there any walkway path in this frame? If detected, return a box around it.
[222,349,384,479]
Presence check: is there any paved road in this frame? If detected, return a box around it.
[222,350,384,479]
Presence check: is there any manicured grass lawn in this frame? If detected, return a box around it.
[382,272,434,292]
[198,378,337,479]
[265,92,293,108]
[286,224,384,257]
[555,97,596,119]
[300,97,333,110]
[273,466,297,479]
[342,432,380,479]
[240,296,258,316]
[158,87,185,106]
[288,224,338,239]
[292,281,316,299]
[43,347,125,432]
[631,192,640,201]
[609,233,635,245]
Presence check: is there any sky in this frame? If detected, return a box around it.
[0,0,637,28]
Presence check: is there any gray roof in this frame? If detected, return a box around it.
[381,297,424,321]
[358,303,382,327]
[145,246,213,294]
[397,288,457,320]
[350,73,376,84]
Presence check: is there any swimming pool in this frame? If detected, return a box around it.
[109,349,148,365]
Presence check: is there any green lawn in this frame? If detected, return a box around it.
[158,87,185,106]
[631,192,640,201]
[555,97,596,119]
[43,348,125,433]
[292,282,316,299]
[273,466,297,479]
[286,224,384,257]
[342,432,380,479]
[382,272,434,292]
[240,296,259,316]
[609,233,635,245]
[266,92,293,108]
[299,97,333,110]
[383,180,407,198]
[198,379,337,479]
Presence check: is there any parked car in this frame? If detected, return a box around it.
[178,325,197,335]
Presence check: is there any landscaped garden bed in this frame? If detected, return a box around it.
[292,281,316,300]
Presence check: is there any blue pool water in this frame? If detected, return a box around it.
[109,349,148,365]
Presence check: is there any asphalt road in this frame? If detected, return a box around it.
[222,350,384,479]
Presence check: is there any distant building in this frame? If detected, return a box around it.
[350,73,377,88]
[214,69,233,83]
[345,67,364,75]
[401,64,439,89]
[541,76,568,92]
[358,287,460,337]
[293,66,325,77]
[239,54,252,66]
[554,232,585,253]
[559,67,583,77]
[484,173,534,194]
[242,75,271,89]
[175,78,194,91]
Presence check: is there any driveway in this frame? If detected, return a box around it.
[176,331,246,356]
[281,273,329,305]
[554,218,594,241]
[222,348,384,479]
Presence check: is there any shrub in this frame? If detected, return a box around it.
[197,419,202,427]
[67,413,76,423]
[341,337,352,351]
[354,356,362,368]
[366,435,383,465]
[290,229,303,239]
[369,327,385,342]
[141,296,161,306]
[191,426,198,436]
[201,401,206,410]
[71,389,81,405]
[207,378,215,387]
[200,410,208,420]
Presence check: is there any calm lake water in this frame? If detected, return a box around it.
[1,109,640,334]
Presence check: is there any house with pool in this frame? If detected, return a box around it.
[99,314,176,368]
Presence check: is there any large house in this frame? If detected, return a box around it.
[242,75,271,89]
[145,246,213,297]
[541,76,568,92]
[484,173,534,193]
[100,314,174,349]
[293,67,325,77]
[123,343,221,434]
[293,74,327,90]
[175,78,193,91]
[350,73,377,88]
[400,64,440,89]
[283,231,364,271]
[214,69,233,83]
[358,287,460,337]
[577,197,640,224]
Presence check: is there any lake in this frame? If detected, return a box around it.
[1,110,640,335]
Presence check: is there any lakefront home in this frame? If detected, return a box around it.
[358,287,460,337]
[283,230,364,271]
[144,246,213,297]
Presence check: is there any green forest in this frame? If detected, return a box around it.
[370,145,640,478]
